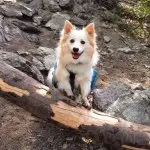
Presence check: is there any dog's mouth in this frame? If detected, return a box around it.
[71,51,83,59]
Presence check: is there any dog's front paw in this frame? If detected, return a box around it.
[83,101,92,110]
[87,94,93,103]
[82,97,92,110]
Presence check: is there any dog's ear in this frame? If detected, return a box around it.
[85,23,95,36]
[64,20,73,34]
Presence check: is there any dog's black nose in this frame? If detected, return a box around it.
[73,47,79,53]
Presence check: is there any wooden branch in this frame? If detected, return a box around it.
[122,145,148,150]
[0,61,149,149]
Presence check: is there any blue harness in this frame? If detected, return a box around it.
[52,65,98,90]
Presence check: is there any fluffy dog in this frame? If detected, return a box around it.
[47,20,99,108]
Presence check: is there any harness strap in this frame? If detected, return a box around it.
[52,64,58,88]
[91,69,97,90]
[51,64,98,90]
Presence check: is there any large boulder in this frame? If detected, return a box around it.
[0,4,22,18]
[0,15,40,43]
[45,12,70,31]
[12,20,41,33]
[93,82,131,111]
[70,16,87,26]
[106,88,150,125]
[38,10,52,24]
[28,46,56,70]
[0,2,35,17]
[0,51,44,83]
[28,46,55,62]
[0,16,23,42]
[15,2,35,17]
[43,54,56,70]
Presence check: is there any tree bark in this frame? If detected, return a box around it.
[0,61,149,149]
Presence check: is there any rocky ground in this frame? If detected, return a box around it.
[0,0,149,150]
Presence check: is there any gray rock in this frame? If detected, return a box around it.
[144,64,150,69]
[25,32,39,43]
[4,23,22,42]
[43,54,56,70]
[45,12,70,30]
[33,16,42,26]
[59,0,73,9]
[17,50,45,71]
[78,13,91,20]
[101,11,121,22]
[0,5,22,18]
[15,2,35,17]
[93,82,130,111]
[43,0,60,12]
[0,0,3,4]
[0,15,6,42]
[29,0,43,11]
[75,0,86,4]
[103,36,111,43]
[0,17,23,42]
[66,137,73,141]
[32,56,45,70]
[27,64,44,83]
[96,0,118,10]
[29,46,54,62]
[106,89,150,125]
[0,51,44,83]
[27,47,56,71]
[12,20,41,33]
[71,16,87,26]
[38,10,52,23]
[117,47,134,54]
[0,51,26,67]
[62,143,68,149]
[82,2,92,12]
[32,46,53,56]
[73,4,84,14]
[17,50,29,56]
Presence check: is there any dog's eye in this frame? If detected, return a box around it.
[81,40,85,44]
[70,39,75,43]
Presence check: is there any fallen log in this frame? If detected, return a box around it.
[0,61,149,149]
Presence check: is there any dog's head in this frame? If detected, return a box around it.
[59,20,97,60]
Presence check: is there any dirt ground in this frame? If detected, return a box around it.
[0,97,106,150]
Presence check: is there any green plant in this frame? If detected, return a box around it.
[117,0,150,40]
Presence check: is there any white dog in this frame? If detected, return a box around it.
[47,20,99,108]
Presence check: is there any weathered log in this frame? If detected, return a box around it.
[0,61,149,149]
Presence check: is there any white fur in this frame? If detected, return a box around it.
[47,22,99,107]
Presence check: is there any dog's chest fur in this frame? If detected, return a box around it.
[66,63,91,74]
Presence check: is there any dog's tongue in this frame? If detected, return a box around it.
[72,52,80,59]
